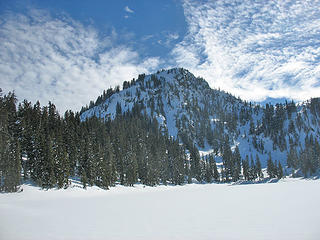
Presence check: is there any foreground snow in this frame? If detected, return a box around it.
[1,178,320,240]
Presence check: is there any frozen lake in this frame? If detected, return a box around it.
[1,178,319,240]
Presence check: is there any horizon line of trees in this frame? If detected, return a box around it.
[1,89,319,192]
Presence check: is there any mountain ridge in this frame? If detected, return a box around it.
[1,68,320,193]
[81,68,320,172]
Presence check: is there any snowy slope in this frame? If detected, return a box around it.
[1,178,320,240]
[81,68,320,168]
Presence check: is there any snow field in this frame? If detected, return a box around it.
[0,178,320,240]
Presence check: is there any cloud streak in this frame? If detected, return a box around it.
[0,10,160,113]
[173,0,320,102]
[1,1,320,113]
[124,6,134,14]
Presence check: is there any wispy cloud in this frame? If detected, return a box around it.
[124,6,134,14]
[157,32,180,48]
[172,0,320,102]
[0,10,160,113]
[2,1,319,113]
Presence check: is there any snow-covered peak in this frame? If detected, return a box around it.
[81,68,320,168]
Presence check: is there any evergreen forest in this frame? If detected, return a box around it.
[1,79,320,192]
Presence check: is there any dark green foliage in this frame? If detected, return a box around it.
[232,146,241,181]
[204,154,220,182]
[2,71,320,192]
[287,148,299,169]
[266,154,282,179]
[0,91,21,192]
[212,158,220,182]
[255,154,263,180]
[0,90,202,191]
[249,155,257,180]
[77,110,188,187]
[189,144,201,182]
[277,161,283,179]
[286,133,320,177]
[242,156,250,181]
[222,139,233,182]
[267,154,274,178]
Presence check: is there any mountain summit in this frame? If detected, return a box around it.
[81,68,241,144]
[1,68,320,193]
[81,68,320,171]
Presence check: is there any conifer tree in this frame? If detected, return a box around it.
[42,134,56,188]
[277,161,283,179]
[232,146,241,181]
[249,155,257,180]
[222,140,233,182]
[185,153,192,184]
[242,156,250,181]
[190,145,201,182]
[125,144,138,186]
[267,154,275,178]
[204,156,213,183]
[55,129,70,189]
[255,154,263,180]
[105,135,116,186]
[0,91,22,192]
[273,160,279,178]
[213,160,220,182]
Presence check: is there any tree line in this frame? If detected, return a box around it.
[1,87,320,192]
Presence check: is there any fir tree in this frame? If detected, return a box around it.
[0,92,22,192]
[249,155,257,180]
[255,154,263,180]
[222,140,233,182]
[190,145,201,182]
[204,156,213,183]
[212,156,220,182]
[267,154,275,178]
[232,146,241,182]
[277,161,283,179]
[242,156,250,181]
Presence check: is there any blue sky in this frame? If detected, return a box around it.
[1,0,186,59]
[1,0,320,112]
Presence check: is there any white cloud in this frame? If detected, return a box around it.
[2,1,319,114]
[172,0,320,102]
[157,32,180,48]
[168,33,179,41]
[124,6,134,14]
[0,10,160,113]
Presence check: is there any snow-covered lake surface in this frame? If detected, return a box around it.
[1,178,320,240]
